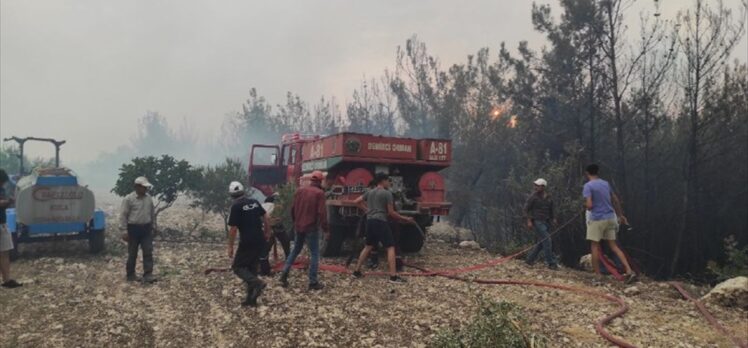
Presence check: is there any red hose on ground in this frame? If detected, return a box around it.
[274,257,637,347]
[668,282,748,348]
[211,216,737,347]
[410,263,636,348]
[267,215,639,347]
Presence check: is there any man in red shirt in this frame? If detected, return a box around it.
[279,171,329,290]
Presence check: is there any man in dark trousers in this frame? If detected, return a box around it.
[279,171,328,291]
[119,176,156,283]
[351,173,414,284]
[524,178,559,270]
[227,181,271,307]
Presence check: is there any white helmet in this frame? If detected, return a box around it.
[228,181,245,195]
[533,178,548,187]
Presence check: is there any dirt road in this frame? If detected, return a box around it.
[1,228,746,347]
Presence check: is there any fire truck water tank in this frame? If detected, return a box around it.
[345,168,374,190]
[418,172,446,203]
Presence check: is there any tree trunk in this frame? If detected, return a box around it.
[605,1,627,200]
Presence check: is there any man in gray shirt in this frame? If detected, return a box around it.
[119,176,156,283]
[351,173,414,284]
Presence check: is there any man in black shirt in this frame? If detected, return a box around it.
[227,181,270,307]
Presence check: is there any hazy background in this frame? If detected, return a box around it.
[1,0,746,164]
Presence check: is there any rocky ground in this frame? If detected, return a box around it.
[1,206,747,348]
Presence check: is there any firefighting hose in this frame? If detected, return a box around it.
[205,214,746,348]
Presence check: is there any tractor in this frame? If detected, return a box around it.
[248,132,451,256]
[2,136,106,260]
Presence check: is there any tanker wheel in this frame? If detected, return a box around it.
[9,233,19,261]
[322,225,346,257]
[399,224,425,253]
[89,230,105,254]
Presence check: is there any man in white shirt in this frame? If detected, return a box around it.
[120,176,156,283]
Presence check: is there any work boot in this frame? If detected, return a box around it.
[126,274,138,282]
[548,264,559,271]
[1,280,22,288]
[308,282,324,291]
[242,282,266,307]
[624,273,638,284]
[142,274,157,284]
[352,270,363,279]
[279,272,289,288]
[388,275,407,284]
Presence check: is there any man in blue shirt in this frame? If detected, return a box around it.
[583,164,636,283]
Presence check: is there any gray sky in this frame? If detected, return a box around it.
[1,0,746,163]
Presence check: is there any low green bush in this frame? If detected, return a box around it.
[431,298,547,348]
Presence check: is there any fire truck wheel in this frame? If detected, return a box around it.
[322,225,346,257]
[399,224,425,253]
[89,230,105,254]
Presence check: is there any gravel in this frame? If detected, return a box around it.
[1,207,746,347]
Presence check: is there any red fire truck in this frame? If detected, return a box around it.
[248,132,451,256]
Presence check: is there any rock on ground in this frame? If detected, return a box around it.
[702,276,748,309]
[579,254,593,272]
[458,241,481,250]
[427,222,474,242]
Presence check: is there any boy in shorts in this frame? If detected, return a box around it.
[583,164,636,283]
[351,173,414,284]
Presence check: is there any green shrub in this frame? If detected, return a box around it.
[272,183,296,232]
[708,235,748,282]
[431,298,547,348]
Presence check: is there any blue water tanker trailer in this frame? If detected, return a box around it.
[2,137,106,260]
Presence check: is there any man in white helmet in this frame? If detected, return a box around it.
[226,181,271,307]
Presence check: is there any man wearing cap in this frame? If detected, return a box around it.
[119,176,156,283]
[279,171,328,290]
[227,181,271,307]
[0,169,22,288]
[524,178,559,270]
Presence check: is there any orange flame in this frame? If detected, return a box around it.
[490,100,513,121]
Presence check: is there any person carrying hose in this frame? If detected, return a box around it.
[523,178,559,270]
[351,173,414,284]
[226,181,271,307]
[583,164,637,283]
